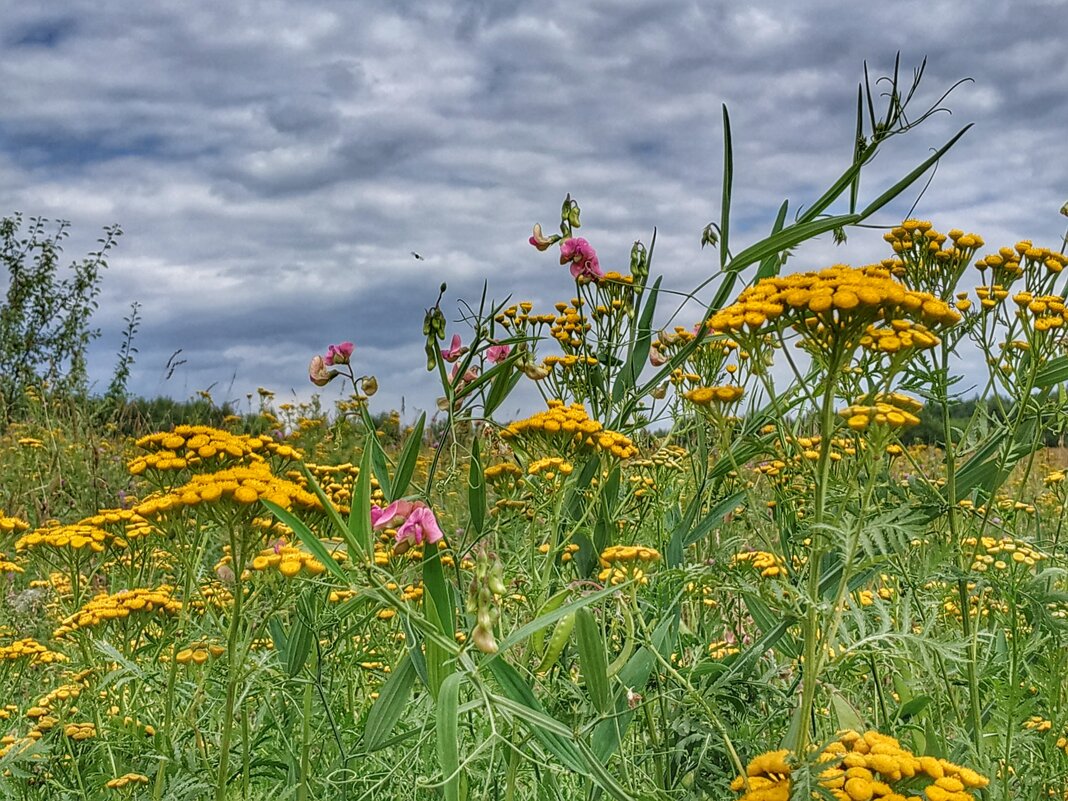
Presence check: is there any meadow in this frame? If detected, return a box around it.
[2,65,1068,801]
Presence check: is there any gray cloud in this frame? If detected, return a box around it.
[1,0,1066,419]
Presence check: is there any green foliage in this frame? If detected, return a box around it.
[0,214,121,424]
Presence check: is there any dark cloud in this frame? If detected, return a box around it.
[1,0,1066,417]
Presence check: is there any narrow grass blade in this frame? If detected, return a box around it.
[575,608,610,714]
[392,412,426,499]
[437,672,463,801]
[363,652,417,751]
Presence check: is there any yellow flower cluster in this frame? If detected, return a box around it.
[501,400,638,459]
[0,638,67,665]
[54,586,182,638]
[538,542,580,563]
[597,545,660,586]
[839,393,923,432]
[599,545,661,566]
[733,550,787,578]
[709,640,740,659]
[684,385,745,405]
[732,729,989,801]
[964,535,1045,573]
[884,220,984,260]
[15,523,113,554]
[174,643,226,665]
[976,241,1067,280]
[1024,715,1052,733]
[484,462,523,483]
[129,425,301,474]
[527,456,574,478]
[0,551,23,573]
[134,462,321,517]
[249,540,346,577]
[706,265,961,341]
[290,462,369,513]
[0,512,29,535]
[548,298,591,349]
[859,320,940,353]
[1012,291,1066,331]
[64,721,96,741]
[106,774,150,790]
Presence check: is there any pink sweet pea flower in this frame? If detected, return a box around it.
[450,362,479,386]
[309,355,338,387]
[441,333,467,363]
[486,343,511,364]
[324,341,354,366]
[394,506,445,554]
[371,499,419,530]
[560,237,603,282]
[649,345,667,367]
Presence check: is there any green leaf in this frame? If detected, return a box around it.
[437,672,463,801]
[484,657,586,774]
[348,443,374,558]
[611,276,661,405]
[591,611,678,763]
[423,552,456,696]
[468,437,486,537]
[261,499,348,582]
[720,105,733,272]
[858,125,971,217]
[575,608,610,714]
[576,738,636,801]
[358,404,394,500]
[743,593,798,659]
[755,200,790,280]
[484,361,522,418]
[392,412,426,500]
[497,583,622,655]
[286,592,317,677]
[363,652,417,751]
[829,689,865,732]
[1035,354,1068,389]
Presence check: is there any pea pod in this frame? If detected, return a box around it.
[535,612,575,675]
[530,590,571,656]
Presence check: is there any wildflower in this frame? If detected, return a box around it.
[309,355,338,387]
[441,334,467,363]
[486,343,511,364]
[324,341,354,366]
[528,223,558,251]
[395,506,445,555]
[371,499,419,530]
[560,237,604,282]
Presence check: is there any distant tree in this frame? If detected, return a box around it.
[0,213,121,423]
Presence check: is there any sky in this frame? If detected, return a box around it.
[1,0,1065,421]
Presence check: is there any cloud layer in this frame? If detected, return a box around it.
[1,0,1065,417]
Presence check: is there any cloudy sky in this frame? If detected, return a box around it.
[2,0,1065,419]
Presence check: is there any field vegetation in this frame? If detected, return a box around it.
[2,60,1068,800]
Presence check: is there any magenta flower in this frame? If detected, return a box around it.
[560,237,603,282]
[486,343,511,364]
[371,499,418,530]
[395,506,445,552]
[441,333,467,363]
[309,355,339,387]
[325,341,354,366]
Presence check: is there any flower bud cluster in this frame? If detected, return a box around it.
[466,549,507,654]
